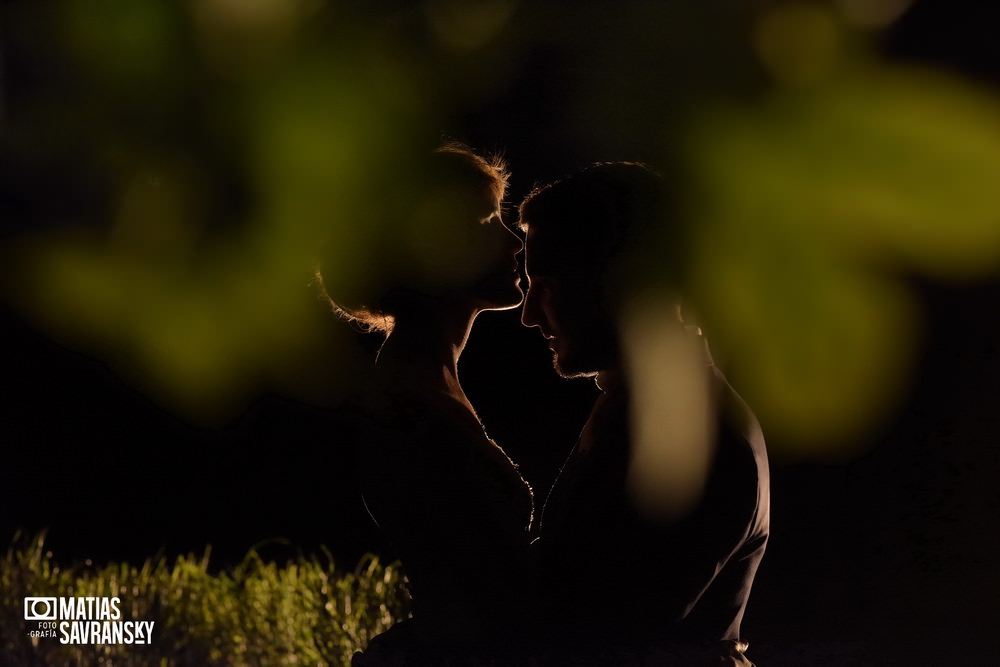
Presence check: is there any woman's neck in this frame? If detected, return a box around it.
[374,305,479,395]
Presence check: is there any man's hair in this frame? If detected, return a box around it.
[320,142,509,334]
[517,162,678,292]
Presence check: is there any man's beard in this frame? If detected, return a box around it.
[551,349,599,380]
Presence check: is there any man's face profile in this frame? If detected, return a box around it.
[521,227,617,378]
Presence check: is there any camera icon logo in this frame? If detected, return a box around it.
[24,597,58,621]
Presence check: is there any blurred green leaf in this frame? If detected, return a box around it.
[6,0,1000,449]
[683,62,1000,448]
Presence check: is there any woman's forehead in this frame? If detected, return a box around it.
[477,190,502,216]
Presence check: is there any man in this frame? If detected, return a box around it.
[518,163,769,665]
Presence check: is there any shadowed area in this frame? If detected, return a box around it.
[2,0,1000,664]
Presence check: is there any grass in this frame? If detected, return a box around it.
[0,532,411,666]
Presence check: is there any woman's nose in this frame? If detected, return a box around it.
[504,222,524,254]
[513,233,524,255]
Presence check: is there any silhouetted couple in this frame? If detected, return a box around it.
[340,145,769,666]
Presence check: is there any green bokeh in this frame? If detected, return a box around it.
[5,0,1000,448]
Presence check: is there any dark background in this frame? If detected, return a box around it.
[3,2,999,664]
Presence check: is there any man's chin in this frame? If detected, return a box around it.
[552,355,598,380]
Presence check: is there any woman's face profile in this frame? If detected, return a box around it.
[398,152,522,314]
[465,192,524,313]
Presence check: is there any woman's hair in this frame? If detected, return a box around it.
[319,142,509,334]
[435,141,509,212]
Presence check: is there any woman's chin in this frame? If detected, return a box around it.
[484,295,524,312]
[477,283,524,312]
[474,274,524,310]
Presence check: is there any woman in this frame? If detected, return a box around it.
[326,144,536,665]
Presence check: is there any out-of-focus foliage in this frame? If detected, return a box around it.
[3,0,1000,448]
[1,532,410,665]
[674,3,1000,449]
[2,0,443,417]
